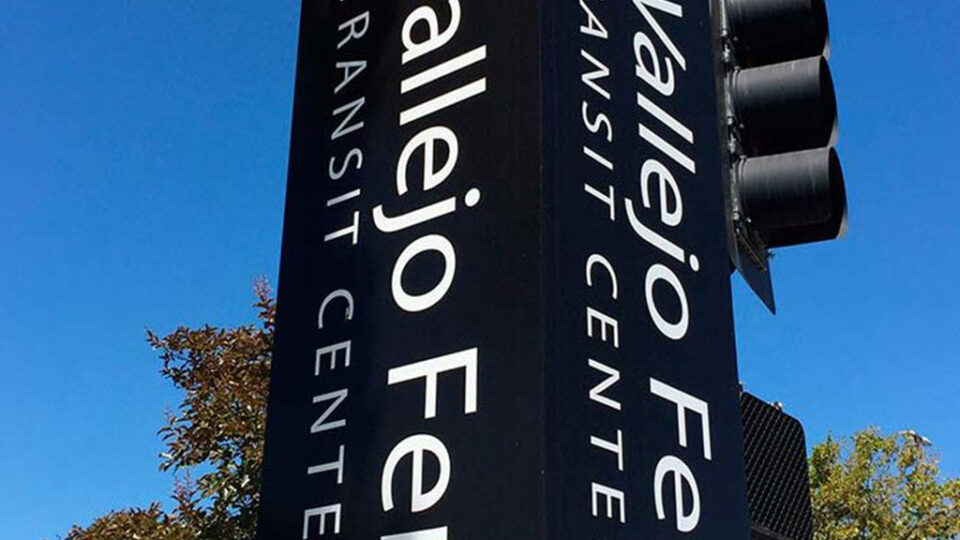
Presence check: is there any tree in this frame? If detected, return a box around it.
[810,428,960,540]
[60,281,274,540]
[58,503,193,540]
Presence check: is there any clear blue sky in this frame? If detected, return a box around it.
[1,1,957,538]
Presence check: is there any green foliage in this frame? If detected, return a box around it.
[60,281,274,540]
[59,281,960,539]
[810,428,960,540]
[60,503,193,540]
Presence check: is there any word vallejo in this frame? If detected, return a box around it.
[304,1,487,540]
[579,0,721,535]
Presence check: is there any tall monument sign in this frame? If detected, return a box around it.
[257,1,752,538]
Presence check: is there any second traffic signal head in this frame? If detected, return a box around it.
[730,57,837,156]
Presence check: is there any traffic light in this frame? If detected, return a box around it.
[740,392,814,540]
[721,0,848,311]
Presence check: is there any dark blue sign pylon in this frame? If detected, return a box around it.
[257,1,752,539]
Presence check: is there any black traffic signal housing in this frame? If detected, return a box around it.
[719,0,848,312]
[740,392,814,540]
